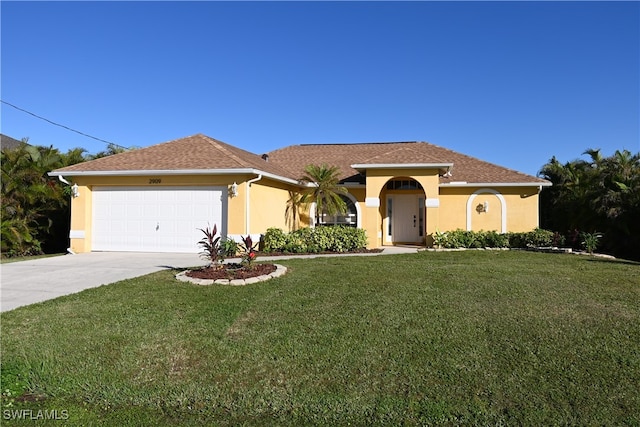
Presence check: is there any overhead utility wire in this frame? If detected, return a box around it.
[1,99,130,150]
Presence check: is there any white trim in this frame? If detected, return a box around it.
[352,163,453,170]
[425,198,440,208]
[69,230,85,239]
[346,192,362,228]
[365,197,380,207]
[441,182,551,188]
[49,168,300,186]
[466,189,507,233]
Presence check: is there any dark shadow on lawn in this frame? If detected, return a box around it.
[583,257,640,266]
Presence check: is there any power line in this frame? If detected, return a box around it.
[1,99,130,150]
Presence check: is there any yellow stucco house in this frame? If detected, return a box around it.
[49,134,551,253]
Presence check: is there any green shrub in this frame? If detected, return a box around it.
[525,228,555,247]
[220,238,238,257]
[483,230,510,248]
[262,226,367,253]
[581,232,602,254]
[507,232,527,248]
[432,229,555,249]
[263,228,288,252]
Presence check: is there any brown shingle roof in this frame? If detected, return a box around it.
[267,141,548,185]
[53,134,295,179]
[52,134,548,186]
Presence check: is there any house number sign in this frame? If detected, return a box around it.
[149,178,162,184]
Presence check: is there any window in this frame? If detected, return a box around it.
[418,197,425,237]
[319,195,358,227]
[386,179,423,190]
[387,197,393,236]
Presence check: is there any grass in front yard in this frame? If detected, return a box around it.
[1,251,639,425]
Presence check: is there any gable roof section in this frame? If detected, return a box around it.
[51,134,298,183]
[267,141,549,185]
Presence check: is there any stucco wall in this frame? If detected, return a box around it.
[63,172,542,253]
[438,186,541,233]
[246,179,297,237]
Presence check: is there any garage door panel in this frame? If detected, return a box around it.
[92,186,226,253]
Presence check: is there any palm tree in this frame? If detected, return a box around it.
[0,143,88,255]
[299,164,348,226]
[285,190,304,231]
[539,148,640,260]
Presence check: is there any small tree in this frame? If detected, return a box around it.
[239,235,258,268]
[299,164,348,226]
[197,224,224,266]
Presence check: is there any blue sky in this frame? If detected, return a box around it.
[1,1,638,176]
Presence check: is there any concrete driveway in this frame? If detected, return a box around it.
[0,252,207,312]
[0,246,419,313]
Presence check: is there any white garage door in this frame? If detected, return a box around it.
[92,186,226,253]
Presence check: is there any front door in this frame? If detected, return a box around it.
[393,195,421,243]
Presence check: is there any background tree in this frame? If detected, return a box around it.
[299,164,348,226]
[1,141,87,256]
[539,148,640,260]
[89,143,134,159]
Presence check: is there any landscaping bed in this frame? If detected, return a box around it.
[186,263,277,280]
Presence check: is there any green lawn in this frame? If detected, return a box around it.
[1,251,639,425]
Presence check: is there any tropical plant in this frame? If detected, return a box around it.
[0,142,84,256]
[539,148,640,260]
[197,224,223,266]
[239,235,258,267]
[220,238,238,257]
[581,232,602,254]
[88,143,130,159]
[299,164,348,226]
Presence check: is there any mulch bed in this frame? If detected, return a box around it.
[186,249,383,280]
[186,263,277,280]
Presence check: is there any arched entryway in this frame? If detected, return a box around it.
[384,178,427,244]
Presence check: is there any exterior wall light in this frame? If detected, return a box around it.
[71,183,79,198]
[230,182,238,198]
[476,201,489,213]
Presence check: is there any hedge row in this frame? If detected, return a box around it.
[432,228,559,249]
[262,226,368,253]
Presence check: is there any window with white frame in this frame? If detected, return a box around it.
[318,194,358,227]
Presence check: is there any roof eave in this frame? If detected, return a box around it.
[439,181,552,188]
[49,168,301,186]
[351,163,454,171]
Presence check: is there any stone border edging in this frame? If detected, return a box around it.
[422,246,616,259]
[176,264,287,286]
